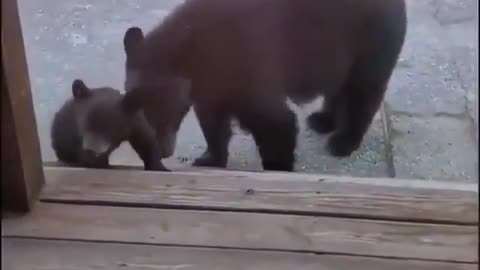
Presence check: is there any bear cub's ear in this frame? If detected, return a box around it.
[124,27,144,55]
[72,79,91,99]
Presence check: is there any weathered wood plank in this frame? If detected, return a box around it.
[42,167,479,224]
[2,238,476,270]
[193,168,479,192]
[3,203,477,262]
[42,164,479,192]
[1,0,45,212]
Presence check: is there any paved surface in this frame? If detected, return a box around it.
[18,0,478,181]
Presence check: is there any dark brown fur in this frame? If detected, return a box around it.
[51,79,169,171]
[123,0,407,171]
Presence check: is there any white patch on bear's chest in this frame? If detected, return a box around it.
[82,132,111,155]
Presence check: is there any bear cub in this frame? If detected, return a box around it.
[51,79,169,171]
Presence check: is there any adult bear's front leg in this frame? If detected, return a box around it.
[192,103,232,168]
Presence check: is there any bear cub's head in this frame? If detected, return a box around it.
[51,79,140,168]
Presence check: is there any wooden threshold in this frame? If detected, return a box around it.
[3,166,478,269]
[40,166,479,225]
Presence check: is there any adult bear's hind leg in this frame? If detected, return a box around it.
[328,3,406,157]
[192,102,232,168]
[237,99,298,172]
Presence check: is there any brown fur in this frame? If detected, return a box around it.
[51,79,169,171]
[123,0,407,171]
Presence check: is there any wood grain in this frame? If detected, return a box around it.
[42,164,479,192]
[1,0,45,212]
[3,238,476,270]
[3,203,477,262]
[42,167,479,224]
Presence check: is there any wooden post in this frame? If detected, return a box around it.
[1,0,45,212]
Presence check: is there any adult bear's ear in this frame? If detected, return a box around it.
[72,79,91,99]
[124,27,144,56]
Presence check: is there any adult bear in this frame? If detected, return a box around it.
[123,0,407,172]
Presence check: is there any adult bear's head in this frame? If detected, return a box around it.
[123,26,191,158]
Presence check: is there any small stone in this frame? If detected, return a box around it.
[245,189,255,195]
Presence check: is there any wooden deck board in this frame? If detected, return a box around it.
[4,167,477,267]
[3,238,476,270]
[3,202,477,262]
[42,167,479,224]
